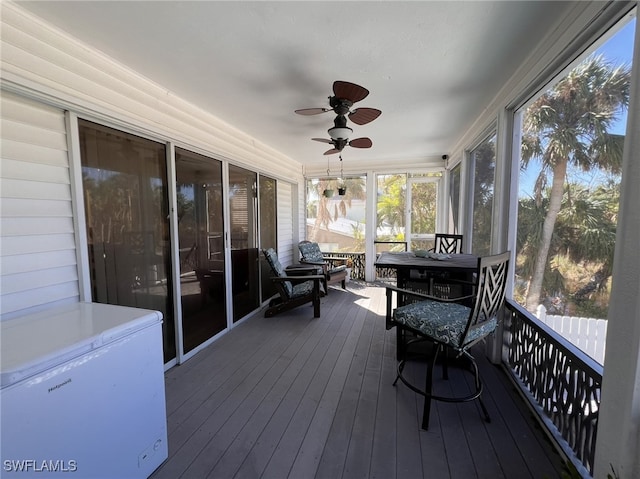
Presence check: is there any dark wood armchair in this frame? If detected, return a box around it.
[262,248,324,318]
[298,241,347,291]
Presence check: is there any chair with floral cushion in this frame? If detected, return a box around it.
[385,251,510,430]
[298,241,347,292]
[262,248,324,318]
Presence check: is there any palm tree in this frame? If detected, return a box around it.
[521,54,629,312]
[516,182,618,315]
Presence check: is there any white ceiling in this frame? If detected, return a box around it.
[17,1,576,168]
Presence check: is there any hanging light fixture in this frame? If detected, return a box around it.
[327,115,352,140]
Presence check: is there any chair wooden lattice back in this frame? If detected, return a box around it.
[428,234,464,298]
[462,251,510,349]
[433,233,464,254]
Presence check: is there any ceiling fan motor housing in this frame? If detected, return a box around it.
[329,97,353,115]
[332,138,349,150]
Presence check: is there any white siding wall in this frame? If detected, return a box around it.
[0,3,306,318]
[0,92,79,318]
[276,181,294,266]
[1,3,304,184]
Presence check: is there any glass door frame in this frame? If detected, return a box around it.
[169,146,231,363]
[171,152,268,364]
[170,151,241,364]
[77,120,178,366]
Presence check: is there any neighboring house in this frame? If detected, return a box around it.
[1,2,639,477]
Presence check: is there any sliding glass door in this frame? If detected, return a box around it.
[79,121,277,362]
[228,165,260,321]
[259,175,277,301]
[79,120,176,362]
[175,148,227,354]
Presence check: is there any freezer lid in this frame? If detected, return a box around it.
[1,302,163,388]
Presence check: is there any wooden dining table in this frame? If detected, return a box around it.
[375,251,479,303]
[376,251,478,282]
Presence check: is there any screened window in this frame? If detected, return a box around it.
[470,134,496,256]
[375,174,406,252]
[513,17,634,363]
[305,176,366,253]
[448,163,461,234]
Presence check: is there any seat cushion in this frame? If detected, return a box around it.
[299,242,325,263]
[291,280,315,298]
[393,299,496,347]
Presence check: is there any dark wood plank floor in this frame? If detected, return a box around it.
[151,282,564,479]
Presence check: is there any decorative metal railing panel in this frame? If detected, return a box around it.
[375,266,397,280]
[504,300,603,475]
[373,241,407,280]
[323,252,365,280]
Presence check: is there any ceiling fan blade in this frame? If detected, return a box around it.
[333,81,369,103]
[349,137,373,149]
[295,108,330,115]
[324,148,341,155]
[349,108,382,125]
[311,137,333,144]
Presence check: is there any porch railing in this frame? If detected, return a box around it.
[503,300,603,476]
[323,252,365,280]
[346,255,602,475]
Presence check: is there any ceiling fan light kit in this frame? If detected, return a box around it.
[328,125,353,140]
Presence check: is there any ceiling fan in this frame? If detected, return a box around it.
[295,80,382,126]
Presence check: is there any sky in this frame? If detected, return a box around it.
[518,18,636,198]
[598,18,636,135]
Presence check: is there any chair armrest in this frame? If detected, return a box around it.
[300,259,326,266]
[322,255,346,261]
[385,284,474,304]
[285,265,321,276]
[272,274,325,283]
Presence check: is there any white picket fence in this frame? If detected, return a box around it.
[536,305,608,365]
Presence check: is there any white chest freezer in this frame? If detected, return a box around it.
[0,302,168,478]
